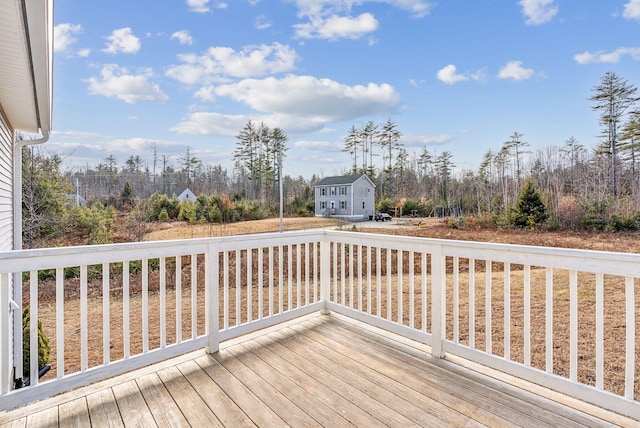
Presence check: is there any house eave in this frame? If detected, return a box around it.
[0,0,54,136]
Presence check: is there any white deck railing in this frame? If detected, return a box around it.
[1,230,639,419]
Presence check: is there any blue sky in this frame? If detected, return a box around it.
[49,0,640,178]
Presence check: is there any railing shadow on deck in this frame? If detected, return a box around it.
[0,229,639,420]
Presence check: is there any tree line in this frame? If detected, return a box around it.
[21,71,640,247]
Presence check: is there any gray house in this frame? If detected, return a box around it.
[314,174,375,220]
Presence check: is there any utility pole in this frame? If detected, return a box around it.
[279,147,283,233]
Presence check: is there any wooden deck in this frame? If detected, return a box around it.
[0,313,635,427]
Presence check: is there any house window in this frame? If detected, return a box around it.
[321,188,326,196]
[340,201,346,209]
[340,186,347,195]
[331,187,336,196]
[321,201,326,209]
[362,201,365,209]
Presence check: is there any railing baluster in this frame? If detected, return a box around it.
[160,257,166,348]
[287,245,292,310]
[376,247,382,318]
[332,242,337,303]
[269,247,274,316]
[223,251,229,329]
[367,246,372,315]
[453,257,459,343]
[422,253,427,333]
[398,250,403,325]
[486,261,492,354]
[247,249,252,322]
[625,276,635,400]
[258,248,263,320]
[504,262,510,360]
[386,248,392,321]
[469,259,475,348]
[524,265,531,366]
[57,267,65,376]
[596,273,603,390]
[191,254,197,338]
[142,260,149,353]
[176,256,182,343]
[569,270,578,381]
[80,265,88,371]
[313,242,318,302]
[304,242,311,305]
[349,244,354,309]
[341,243,345,306]
[409,251,414,329]
[123,261,130,359]
[102,264,109,365]
[0,273,9,394]
[278,246,283,314]
[236,250,241,325]
[297,244,302,308]
[357,245,362,311]
[545,267,553,374]
[30,270,38,384]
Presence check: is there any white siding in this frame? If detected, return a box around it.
[0,111,12,251]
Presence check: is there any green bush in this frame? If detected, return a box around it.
[72,203,117,245]
[22,308,50,378]
[158,208,169,222]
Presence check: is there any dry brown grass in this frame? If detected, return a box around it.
[29,217,640,401]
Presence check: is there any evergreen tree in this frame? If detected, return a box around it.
[512,179,548,228]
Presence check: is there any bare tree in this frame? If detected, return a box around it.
[590,71,639,196]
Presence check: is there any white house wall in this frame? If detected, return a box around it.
[0,109,13,251]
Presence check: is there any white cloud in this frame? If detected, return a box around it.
[497,60,535,80]
[166,43,298,84]
[291,0,432,41]
[86,64,169,104]
[436,64,485,84]
[187,0,210,13]
[171,30,194,45]
[519,0,558,25]
[77,48,91,57]
[213,75,399,120]
[294,13,379,40]
[54,23,83,53]
[436,65,468,84]
[172,75,400,136]
[255,15,272,30]
[574,47,640,64]
[194,86,217,102]
[103,28,141,54]
[624,0,640,20]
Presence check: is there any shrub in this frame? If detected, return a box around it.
[158,208,169,222]
[22,308,50,378]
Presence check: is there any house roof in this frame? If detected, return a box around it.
[315,174,374,187]
[0,0,53,135]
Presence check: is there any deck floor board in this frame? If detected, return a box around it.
[1,313,636,428]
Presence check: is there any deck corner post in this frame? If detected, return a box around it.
[319,238,331,315]
[205,242,220,354]
[1,273,10,394]
[431,246,446,358]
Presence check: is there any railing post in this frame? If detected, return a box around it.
[205,242,220,353]
[1,273,10,394]
[320,239,331,315]
[431,246,446,358]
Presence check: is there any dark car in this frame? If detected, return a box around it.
[375,212,392,221]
